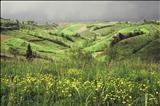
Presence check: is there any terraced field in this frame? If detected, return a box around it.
[1,18,160,106]
[1,19,160,61]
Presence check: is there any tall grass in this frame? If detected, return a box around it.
[1,57,160,106]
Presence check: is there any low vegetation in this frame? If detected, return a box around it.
[1,18,160,106]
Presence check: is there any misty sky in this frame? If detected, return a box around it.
[1,1,160,22]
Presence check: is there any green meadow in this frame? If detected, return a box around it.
[1,18,160,106]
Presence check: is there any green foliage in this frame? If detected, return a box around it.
[8,47,19,57]
[26,43,33,60]
[69,48,94,68]
[1,19,160,105]
[60,24,84,36]
[1,59,160,106]
[1,19,160,62]
[1,18,20,31]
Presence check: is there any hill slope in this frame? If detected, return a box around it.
[1,18,160,62]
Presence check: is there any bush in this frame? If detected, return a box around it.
[9,47,19,57]
[110,30,144,46]
[69,48,94,67]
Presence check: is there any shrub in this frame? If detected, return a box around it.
[8,47,19,57]
[69,48,94,67]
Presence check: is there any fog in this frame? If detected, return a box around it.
[1,1,160,23]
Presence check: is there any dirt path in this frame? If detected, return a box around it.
[1,34,11,42]
[78,26,88,33]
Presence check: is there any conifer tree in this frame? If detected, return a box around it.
[26,43,33,60]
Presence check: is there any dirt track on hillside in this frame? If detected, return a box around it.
[1,34,11,41]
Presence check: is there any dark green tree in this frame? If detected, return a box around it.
[26,43,33,60]
[16,20,20,29]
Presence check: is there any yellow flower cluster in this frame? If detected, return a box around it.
[65,68,82,77]
[1,69,160,105]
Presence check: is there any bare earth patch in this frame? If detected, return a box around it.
[78,26,88,33]
[1,34,11,42]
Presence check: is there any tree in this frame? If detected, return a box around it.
[61,33,64,37]
[26,43,33,60]
[75,33,80,37]
[16,20,20,29]
[118,33,125,40]
[27,20,35,25]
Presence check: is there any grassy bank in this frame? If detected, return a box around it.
[1,59,160,106]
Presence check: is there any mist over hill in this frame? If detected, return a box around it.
[1,1,160,23]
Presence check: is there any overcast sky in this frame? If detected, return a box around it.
[1,1,160,22]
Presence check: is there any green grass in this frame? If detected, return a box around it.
[1,19,160,106]
[1,58,160,106]
[83,34,113,52]
[1,21,160,61]
[60,24,85,36]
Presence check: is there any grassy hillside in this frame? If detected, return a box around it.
[1,19,160,61]
[1,18,160,106]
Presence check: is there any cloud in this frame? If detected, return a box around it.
[1,1,160,22]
